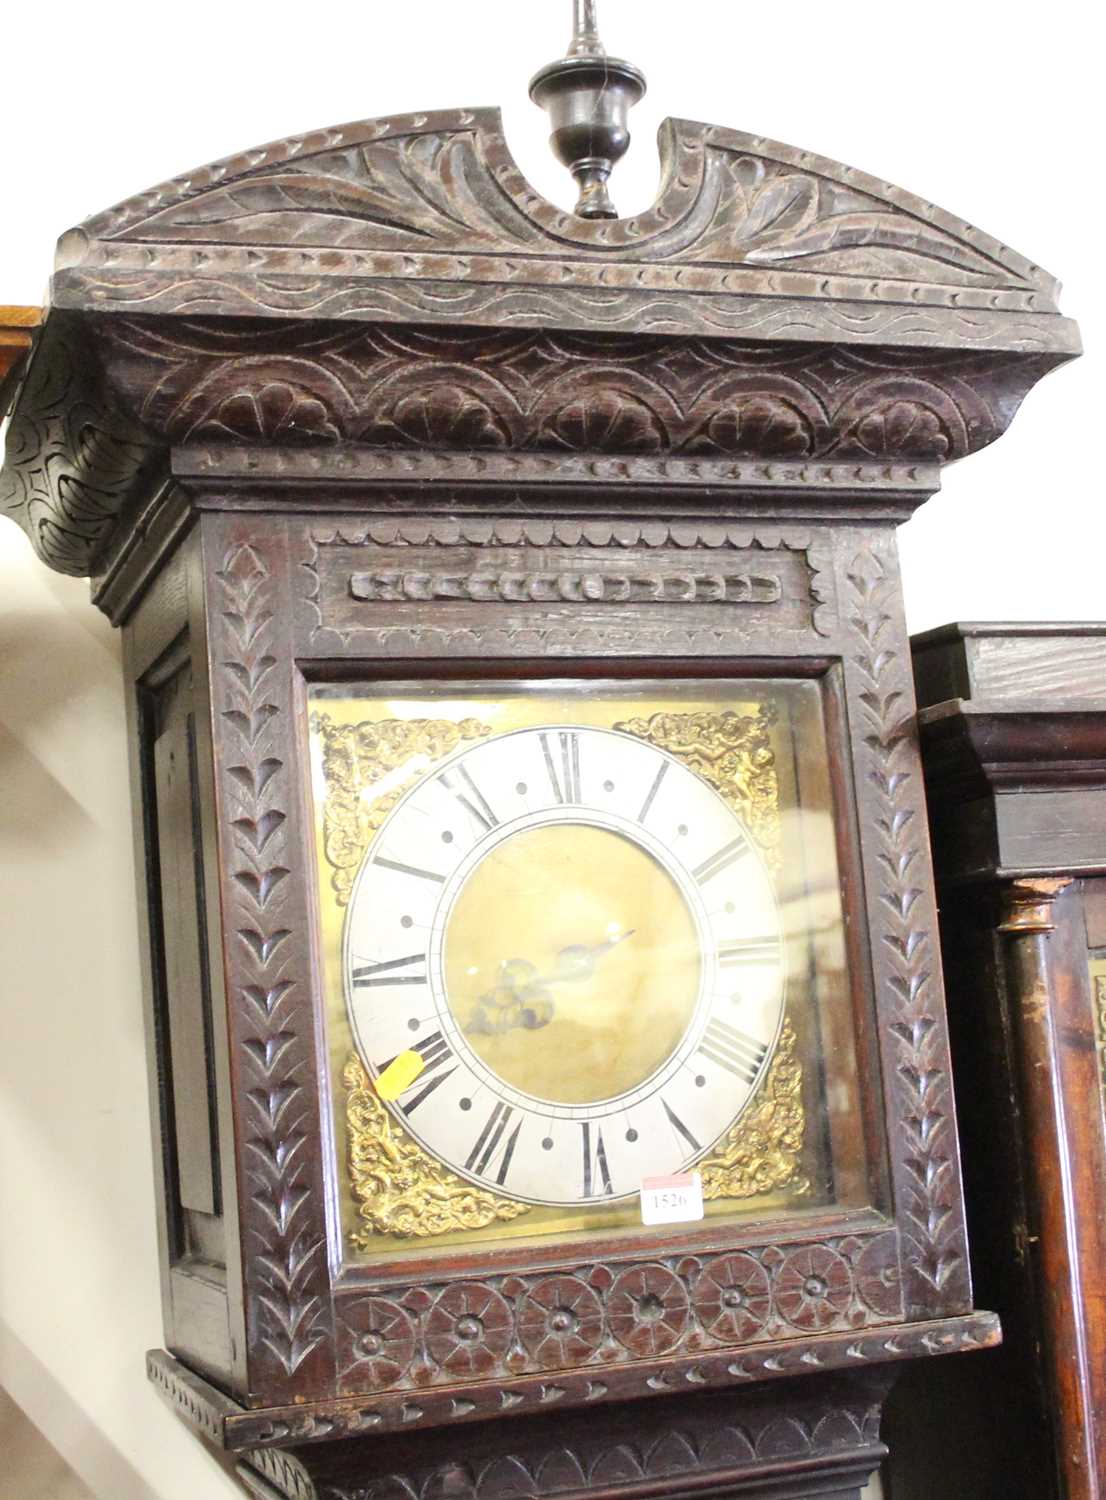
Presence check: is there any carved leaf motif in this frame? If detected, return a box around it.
[848,401,951,460]
[363,385,511,449]
[126,132,545,251]
[218,541,328,1379]
[543,391,666,453]
[845,546,968,1312]
[693,396,814,458]
[678,153,1010,284]
[194,381,342,444]
[734,170,820,244]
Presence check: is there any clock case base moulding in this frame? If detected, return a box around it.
[0,101,1077,1498]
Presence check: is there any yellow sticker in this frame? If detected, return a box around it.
[375,1049,425,1101]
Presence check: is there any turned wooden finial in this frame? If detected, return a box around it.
[529,0,646,220]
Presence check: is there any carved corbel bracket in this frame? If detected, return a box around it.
[0,313,165,578]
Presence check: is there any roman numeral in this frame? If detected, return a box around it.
[466,1102,517,1177]
[373,855,445,884]
[440,765,499,833]
[541,730,581,804]
[352,952,427,987]
[637,759,669,824]
[719,936,780,967]
[494,1117,523,1187]
[581,1122,613,1197]
[662,1099,702,1154]
[699,1019,769,1085]
[693,833,751,885]
[398,1031,457,1115]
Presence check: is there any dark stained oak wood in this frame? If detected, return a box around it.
[0,80,1078,1498]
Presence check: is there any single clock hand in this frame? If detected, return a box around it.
[549,928,635,983]
[465,930,636,1036]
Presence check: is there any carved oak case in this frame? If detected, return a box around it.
[0,104,1078,1500]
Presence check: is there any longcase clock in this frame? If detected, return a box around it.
[0,9,1080,1497]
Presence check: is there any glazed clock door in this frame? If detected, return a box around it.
[308,676,874,1257]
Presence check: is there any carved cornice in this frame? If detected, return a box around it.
[53,110,1078,354]
[0,111,1078,582]
[85,319,1055,474]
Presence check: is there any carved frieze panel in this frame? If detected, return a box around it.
[94,317,1054,467]
[301,520,837,653]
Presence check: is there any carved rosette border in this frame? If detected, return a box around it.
[215,538,333,1389]
[842,543,970,1317]
[334,1230,903,1398]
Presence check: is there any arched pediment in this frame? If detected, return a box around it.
[54,108,1076,354]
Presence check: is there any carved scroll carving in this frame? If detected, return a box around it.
[0,317,162,576]
[349,568,783,607]
[55,110,1076,355]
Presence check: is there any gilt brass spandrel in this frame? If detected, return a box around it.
[343,1054,530,1245]
[310,714,493,906]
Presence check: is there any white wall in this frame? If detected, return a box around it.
[1,3,1100,1497]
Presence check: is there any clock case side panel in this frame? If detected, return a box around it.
[194,514,339,1406]
[837,535,972,1321]
[122,525,248,1394]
